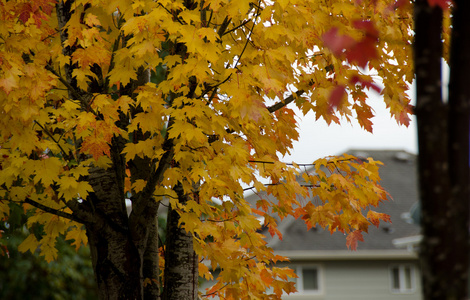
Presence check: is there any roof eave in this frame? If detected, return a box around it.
[275,250,418,261]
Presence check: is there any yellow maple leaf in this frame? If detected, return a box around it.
[132,179,147,193]
[66,225,88,250]
[18,234,40,255]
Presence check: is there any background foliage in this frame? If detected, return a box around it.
[0,203,98,300]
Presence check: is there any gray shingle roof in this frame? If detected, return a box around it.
[252,150,420,252]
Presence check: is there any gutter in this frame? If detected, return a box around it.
[275,249,418,261]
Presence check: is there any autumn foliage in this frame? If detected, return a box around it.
[0,0,414,298]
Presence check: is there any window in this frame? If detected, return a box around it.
[390,264,415,293]
[291,265,322,294]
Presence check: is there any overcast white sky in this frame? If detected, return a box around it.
[282,89,418,164]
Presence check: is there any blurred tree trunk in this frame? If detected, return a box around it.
[414,0,470,299]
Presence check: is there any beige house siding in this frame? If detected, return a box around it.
[282,260,421,300]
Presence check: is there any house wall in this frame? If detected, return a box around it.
[283,260,422,300]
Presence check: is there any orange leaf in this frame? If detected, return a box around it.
[268,224,283,239]
[353,103,374,133]
[367,210,391,227]
[346,230,364,251]
[260,268,274,285]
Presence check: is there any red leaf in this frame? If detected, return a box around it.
[322,28,355,56]
[19,3,33,24]
[329,85,347,110]
[353,20,379,39]
[390,0,411,10]
[346,21,379,69]
[350,75,382,93]
[18,1,55,27]
[346,39,378,69]
[323,21,379,69]
[346,230,364,251]
[427,0,451,10]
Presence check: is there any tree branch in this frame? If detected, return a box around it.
[199,3,260,99]
[232,1,260,70]
[33,121,73,162]
[45,64,88,104]
[223,19,252,36]
[248,159,315,166]
[267,90,305,113]
[243,183,319,192]
[201,283,230,298]
[217,16,232,37]
[47,63,102,117]
[104,32,123,91]
[23,198,83,223]
[248,157,360,167]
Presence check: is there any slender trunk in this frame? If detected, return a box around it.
[415,1,470,299]
[162,185,198,300]
[446,0,470,298]
[414,1,449,299]
[143,215,161,300]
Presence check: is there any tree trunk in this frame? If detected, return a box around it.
[84,167,144,300]
[143,215,161,300]
[162,185,198,300]
[82,166,164,300]
[446,0,470,298]
[415,1,470,299]
[86,224,144,300]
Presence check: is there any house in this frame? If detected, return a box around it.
[252,150,422,300]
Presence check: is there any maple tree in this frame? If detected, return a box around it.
[0,0,414,299]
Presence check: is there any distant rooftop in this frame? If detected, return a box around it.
[251,149,420,253]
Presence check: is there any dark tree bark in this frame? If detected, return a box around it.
[415,1,470,299]
[445,1,470,296]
